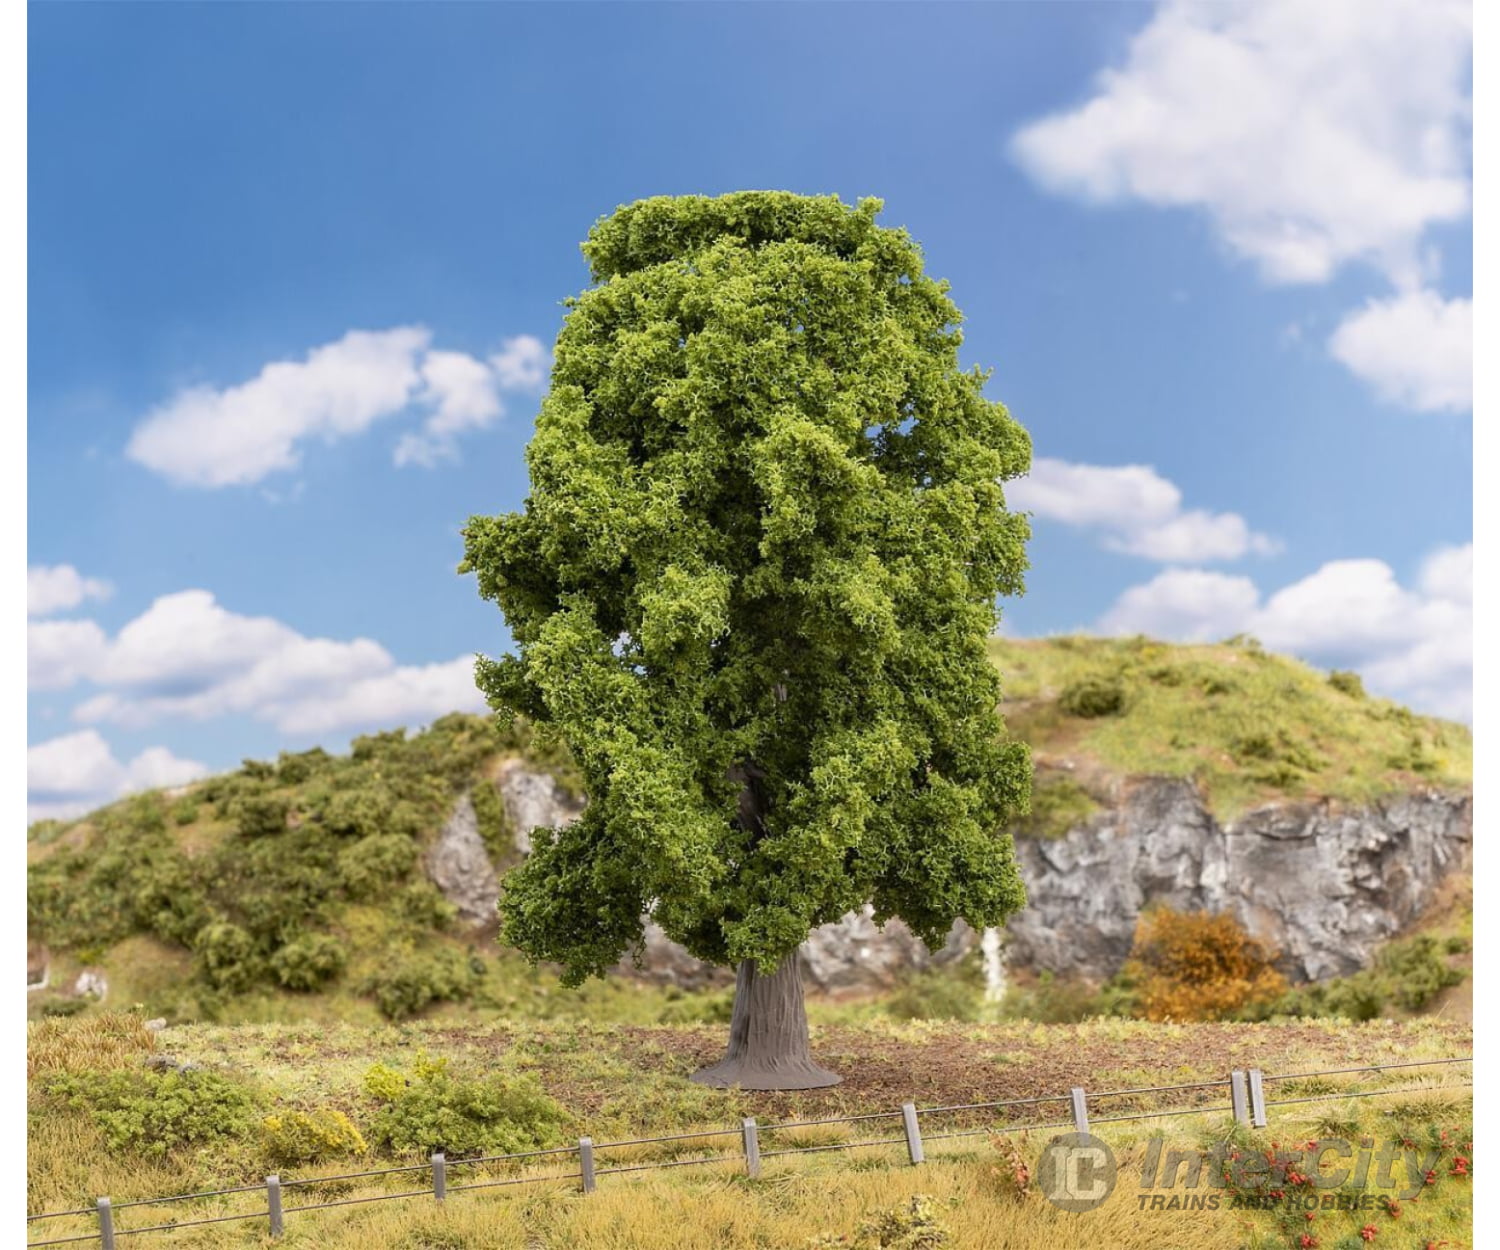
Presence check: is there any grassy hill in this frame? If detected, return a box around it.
[990,633,1470,829]
[26,636,1472,1029]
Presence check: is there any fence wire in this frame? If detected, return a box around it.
[26,1053,1472,1247]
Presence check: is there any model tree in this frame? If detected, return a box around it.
[461,192,1033,1089]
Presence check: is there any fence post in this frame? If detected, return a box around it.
[432,1151,447,1202]
[1247,1069,1267,1129]
[1230,1069,1250,1126]
[266,1174,284,1238]
[901,1102,924,1165]
[742,1117,761,1179]
[579,1137,596,1194]
[97,1197,115,1250]
[1069,1087,1089,1135]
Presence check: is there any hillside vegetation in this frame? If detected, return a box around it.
[992,633,1470,825]
[26,635,1472,1028]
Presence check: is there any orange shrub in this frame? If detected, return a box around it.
[1126,906,1286,1022]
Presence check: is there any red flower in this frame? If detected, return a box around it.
[1424,1169,1437,1186]
[1382,1197,1400,1219]
[1305,1210,1317,1221]
[1299,1236,1319,1249]
[1359,1227,1378,1243]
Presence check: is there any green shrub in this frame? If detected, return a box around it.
[1058,676,1125,718]
[471,782,515,865]
[810,1194,952,1249]
[360,948,479,1020]
[195,922,265,993]
[233,794,288,839]
[171,796,201,826]
[338,834,419,900]
[886,961,982,1023]
[364,1062,571,1158]
[1327,670,1366,699]
[271,934,348,991]
[393,882,459,931]
[1376,935,1463,1010]
[261,1108,368,1166]
[45,1067,259,1157]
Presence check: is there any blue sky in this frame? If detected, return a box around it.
[27,1,1473,820]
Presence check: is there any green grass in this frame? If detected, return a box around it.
[991,633,1471,820]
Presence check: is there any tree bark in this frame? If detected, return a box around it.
[688,955,842,1089]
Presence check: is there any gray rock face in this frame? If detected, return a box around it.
[1006,779,1472,982]
[430,760,1472,991]
[426,794,502,927]
[496,760,583,854]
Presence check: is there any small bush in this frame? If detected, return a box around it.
[1058,676,1125,718]
[195,922,266,993]
[1327,669,1366,699]
[364,1060,571,1157]
[261,1108,368,1167]
[45,1067,259,1157]
[233,794,289,839]
[171,796,200,826]
[1012,774,1097,840]
[271,934,348,991]
[1376,935,1464,1010]
[886,963,981,1022]
[1126,907,1286,1023]
[338,834,419,901]
[361,948,479,1020]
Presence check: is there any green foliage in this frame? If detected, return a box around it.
[195,922,266,993]
[884,960,982,1023]
[1327,669,1366,699]
[171,796,200,826]
[261,1108,367,1166]
[1011,772,1098,840]
[1058,676,1125,718]
[233,794,289,839]
[363,1057,571,1157]
[271,934,348,991]
[470,781,515,865]
[43,1067,259,1157]
[1262,935,1464,1022]
[338,834,419,901]
[359,948,480,1020]
[462,191,1032,983]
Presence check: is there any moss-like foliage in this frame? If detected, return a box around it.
[462,191,1033,983]
[25,713,565,1016]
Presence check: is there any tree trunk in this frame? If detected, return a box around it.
[688,955,842,1089]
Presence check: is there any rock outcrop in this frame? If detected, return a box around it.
[429,760,1472,992]
[426,794,502,927]
[1006,779,1472,982]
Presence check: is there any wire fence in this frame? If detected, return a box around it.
[26,1054,1473,1247]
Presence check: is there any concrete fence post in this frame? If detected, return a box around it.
[1069,1087,1089,1135]
[901,1102,924,1165]
[1247,1069,1267,1128]
[266,1174,284,1238]
[1230,1070,1250,1127]
[579,1137,596,1194]
[432,1151,447,1202]
[742,1117,761,1178]
[96,1197,115,1250]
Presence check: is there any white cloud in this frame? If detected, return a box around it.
[1328,290,1472,413]
[1008,457,1277,562]
[1010,0,1472,288]
[126,328,550,486]
[40,588,489,737]
[28,619,109,691]
[394,334,549,469]
[1098,567,1261,640]
[28,565,112,616]
[128,327,431,487]
[1097,541,1472,719]
[489,335,549,390]
[27,730,208,823]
